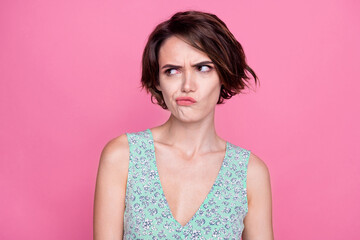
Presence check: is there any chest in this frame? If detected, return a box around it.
[154,143,226,227]
[124,130,250,239]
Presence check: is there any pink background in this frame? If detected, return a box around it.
[1,0,359,239]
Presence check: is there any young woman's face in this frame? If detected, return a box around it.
[157,35,222,122]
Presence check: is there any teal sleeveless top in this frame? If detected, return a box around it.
[124,129,251,239]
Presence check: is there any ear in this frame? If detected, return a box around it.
[155,83,162,92]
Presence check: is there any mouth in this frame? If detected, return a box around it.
[175,97,197,106]
[176,99,196,106]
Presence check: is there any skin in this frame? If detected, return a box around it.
[93,35,274,239]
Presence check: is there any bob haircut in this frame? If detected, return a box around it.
[141,10,259,110]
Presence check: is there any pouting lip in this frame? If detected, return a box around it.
[175,96,197,103]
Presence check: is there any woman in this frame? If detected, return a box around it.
[94,10,274,239]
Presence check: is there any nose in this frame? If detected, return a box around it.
[181,68,196,92]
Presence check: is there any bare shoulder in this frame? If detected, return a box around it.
[95,133,130,188]
[99,133,130,168]
[246,152,272,202]
[247,152,270,178]
[242,152,274,239]
[93,133,130,239]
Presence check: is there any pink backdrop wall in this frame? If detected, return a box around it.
[1,0,359,239]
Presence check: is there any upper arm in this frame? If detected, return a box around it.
[242,152,274,240]
[93,133,130,240]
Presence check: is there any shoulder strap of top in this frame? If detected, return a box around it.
[226,142,251,213]
[126,129,152,161]
[124,129,153,200]
[126,129,146,149]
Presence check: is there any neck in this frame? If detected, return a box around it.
[153,110,225,157]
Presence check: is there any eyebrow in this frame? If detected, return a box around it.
[161,61,214,69]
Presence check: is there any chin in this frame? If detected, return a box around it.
[175,113,206,123]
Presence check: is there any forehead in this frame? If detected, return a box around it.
[158,36,211,64]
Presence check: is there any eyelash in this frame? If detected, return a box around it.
[164,65,213,76]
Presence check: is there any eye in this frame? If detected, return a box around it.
[164,68,179,76]
[198,65,213,72]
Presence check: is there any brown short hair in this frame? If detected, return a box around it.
[141,10,259,110]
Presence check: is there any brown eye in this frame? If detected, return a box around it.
[164,68,179,76]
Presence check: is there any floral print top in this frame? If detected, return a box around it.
[123,128,251,239]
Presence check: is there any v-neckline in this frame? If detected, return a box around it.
[146,128,228,229]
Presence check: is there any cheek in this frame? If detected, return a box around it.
[206,81,222,99]
[159,83,177,104]
[211,86,222,104]
[160,82,175,95]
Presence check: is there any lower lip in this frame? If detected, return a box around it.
[176,100,196,106]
